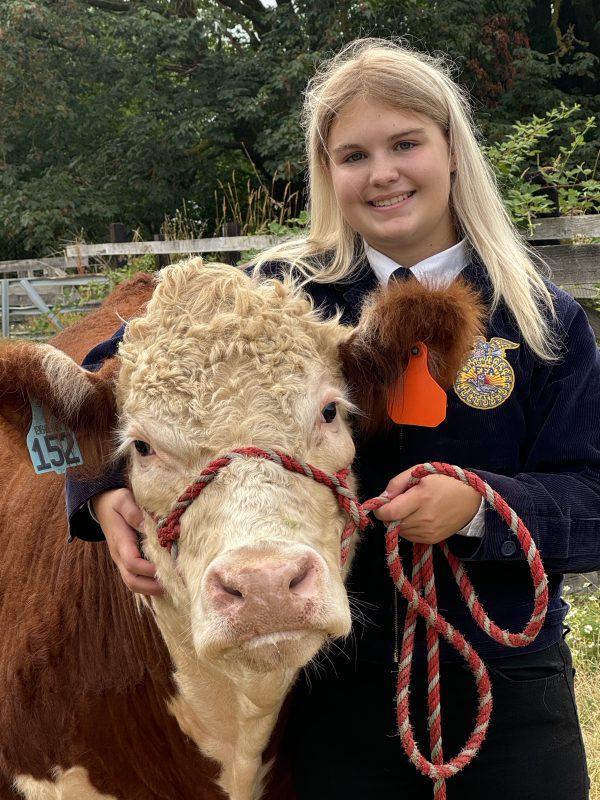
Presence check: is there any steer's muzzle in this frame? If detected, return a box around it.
[200,542,351,671]
[206,547,323,641]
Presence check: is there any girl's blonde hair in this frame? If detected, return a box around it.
[253,38,557,360]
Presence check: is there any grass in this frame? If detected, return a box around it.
[566,586,600,799]
[578,667,600,799]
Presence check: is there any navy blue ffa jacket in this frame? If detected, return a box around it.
[66,259,600,663]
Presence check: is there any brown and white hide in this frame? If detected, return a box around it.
[0,259,483,800]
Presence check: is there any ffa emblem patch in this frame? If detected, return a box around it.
[454,336,520,410]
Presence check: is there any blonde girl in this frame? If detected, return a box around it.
[69,38,599,800]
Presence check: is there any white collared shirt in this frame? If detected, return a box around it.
[364,239,484,539]
[364,239,469,287]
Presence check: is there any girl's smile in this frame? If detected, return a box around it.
[327,99,457,266]
[369,191,416,208]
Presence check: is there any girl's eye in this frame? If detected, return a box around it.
[395,141,415,151]
[321,402,337,423]
[345,151,365,163]
[133,440,155,457]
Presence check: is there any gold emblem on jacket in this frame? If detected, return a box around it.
[454,337,520,410]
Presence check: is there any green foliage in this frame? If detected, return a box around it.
[1,0,600,258]
[215,160,302,236]
[565,586,600,799]
[161,201,206,241]
[265,209,310,238]
[485,103,600,229]
[239,209,310,264]
[102,254,157,290]
[0,0,240,257]
[566,588,600,666]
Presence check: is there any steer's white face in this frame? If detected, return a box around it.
[116,260,357,676]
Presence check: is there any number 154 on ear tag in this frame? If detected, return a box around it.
[26,397,84,474]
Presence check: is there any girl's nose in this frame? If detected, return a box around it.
[369,155,400,185]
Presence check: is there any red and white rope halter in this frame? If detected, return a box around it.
[154,447,549,800]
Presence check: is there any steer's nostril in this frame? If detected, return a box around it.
[289,570,308,590]
[288,565,318,597]
[223,585,244,599]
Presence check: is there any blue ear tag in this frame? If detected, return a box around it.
[26,397,84,474]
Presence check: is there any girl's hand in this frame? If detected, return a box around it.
[92,488,163,596]
[374,468,482,545]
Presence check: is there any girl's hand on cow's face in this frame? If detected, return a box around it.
[374,468,482,545]
[92,488,164,596]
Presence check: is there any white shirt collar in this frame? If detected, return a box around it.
[364,239,469,287]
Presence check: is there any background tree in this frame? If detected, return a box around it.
[0,0,597,259]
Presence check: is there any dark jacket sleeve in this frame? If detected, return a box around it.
[66,324,127,542]
[461,296,600,573]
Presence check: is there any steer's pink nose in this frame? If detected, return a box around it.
[206,550,324,632]
[210,554,318,605]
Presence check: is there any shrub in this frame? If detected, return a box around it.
[484,104,600,231]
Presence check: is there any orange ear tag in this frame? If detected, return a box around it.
[387,342,447,427]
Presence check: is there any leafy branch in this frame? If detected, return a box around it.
[485,104,600,230]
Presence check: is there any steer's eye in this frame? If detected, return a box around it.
[321,402,337,423]
[133,440,155,457]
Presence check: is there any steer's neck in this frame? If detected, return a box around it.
[156,611,297,800]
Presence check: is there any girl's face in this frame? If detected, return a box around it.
[327,98,457,266]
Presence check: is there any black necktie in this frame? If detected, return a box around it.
[389,266,413,284]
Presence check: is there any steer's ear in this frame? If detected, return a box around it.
[339,278,485,437]
[0,341,119,465]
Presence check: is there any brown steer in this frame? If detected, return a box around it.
[0,259,481,800]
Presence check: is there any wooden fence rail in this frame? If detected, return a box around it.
[64,235,285,258]
[2,216,599,337]
[527,216,600,335]
[528,216,600,240]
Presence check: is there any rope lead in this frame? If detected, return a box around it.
[152,449,548,799]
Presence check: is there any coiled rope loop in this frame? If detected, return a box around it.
[381,462,548,799]
[154,449,548,799]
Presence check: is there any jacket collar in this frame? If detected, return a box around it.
[338,255,492,324]
[340,266,379,323]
